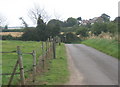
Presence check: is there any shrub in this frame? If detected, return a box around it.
[1,35,20,40]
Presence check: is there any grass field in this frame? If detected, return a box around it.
[2,40,42,85]
[81,38,119,59]
[2,40,69,85]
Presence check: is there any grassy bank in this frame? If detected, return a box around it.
[81,38,119,59]
[35,43,69,85]
[2,40,42,85]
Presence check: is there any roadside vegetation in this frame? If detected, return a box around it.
[35,43,69,85]
[82,38,119,59]
[2,40,69,85]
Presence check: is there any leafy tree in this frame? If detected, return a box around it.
[77,17,82,21]
[76,26,89,37]
[4,25,8,29]
[47,19,61,37]
[36,15,47,41]
[65,32,79,43]
[101,13,110,22]
[91,22,108,35]
[107,22,117,34]
[114,17,120,23]
[65,17,78,27]
[21,27,38,41]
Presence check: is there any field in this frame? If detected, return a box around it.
[81,38,119,59]
[2,40,42,85]
[2,40,69,85]
[0,32,23,37]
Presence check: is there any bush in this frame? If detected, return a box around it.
[76,26,89,37]
[1,35,20,40]
[65,32,80,43]
[21,28,39,41]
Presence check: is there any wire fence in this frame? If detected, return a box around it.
[1,37,61,86]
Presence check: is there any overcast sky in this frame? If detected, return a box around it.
[0,0,119,27]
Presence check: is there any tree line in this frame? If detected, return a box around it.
[1,5,119,43]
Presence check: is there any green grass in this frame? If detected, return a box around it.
[81,38,119,59]
[35,43,69,85]
[2,40,42,85]
[2,40,69,85]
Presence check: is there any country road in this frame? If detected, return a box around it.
[65,44,118,85]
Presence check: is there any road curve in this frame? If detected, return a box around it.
[65,44,118,85]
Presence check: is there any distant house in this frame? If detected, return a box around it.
[80,20,90,25]
[89,17,104,24]
[80,17,104,25]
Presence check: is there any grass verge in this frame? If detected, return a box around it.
[81,38,119,59]
[35,43,69,85]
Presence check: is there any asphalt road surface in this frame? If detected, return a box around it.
[65,44,118,85]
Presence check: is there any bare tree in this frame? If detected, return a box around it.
[0,14,6,26]
[19,17,28,28]
[28,5,50,25]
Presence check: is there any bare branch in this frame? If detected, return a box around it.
[19,17,28,28]
[28,5,50,24]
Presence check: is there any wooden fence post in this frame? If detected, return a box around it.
[58,37,61,46]
[32,50,36,83]
[45,41,48,59]
[41,42,45,69]
[17,46,25,85]
[48,38,50,59]
[53,37,56,59]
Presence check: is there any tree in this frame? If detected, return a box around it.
[46,19,61,37]
[91,22,108,35]
[114,17,120,23]
[36,15,47,41]
[65,17,78,27]
[0,14,7,26]
[76,26,89,37]
[65,32,79,43]
[101,13,110,22]
[77,17,82,21]
[28,5,50,25]
[22,27,38,41]
[4,25,8,29]
[19,17,28,28]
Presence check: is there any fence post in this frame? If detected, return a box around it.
[8,59,19,86]
[41,42,45,69]
[32,50,36,83]
[45,41,48,59]
[48,38,50,59]
[58,37,61,46]
[17,46,25,85]
[53,37,56,59]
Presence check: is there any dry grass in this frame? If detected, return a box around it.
[0,32,23,37]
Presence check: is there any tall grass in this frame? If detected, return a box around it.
[82,38,119,59]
